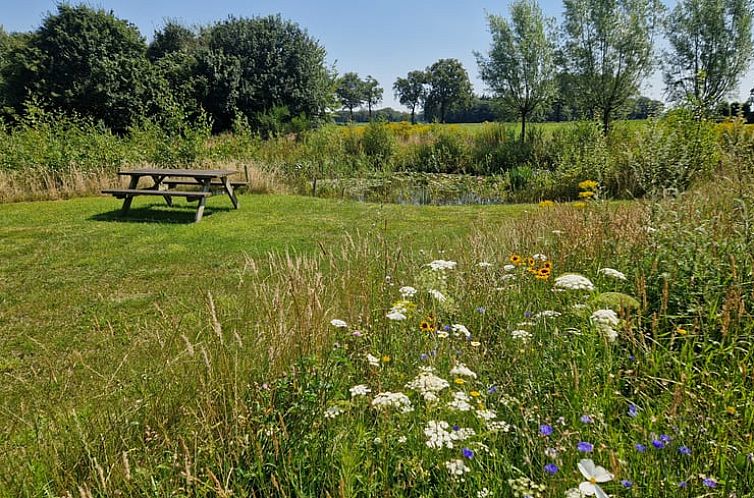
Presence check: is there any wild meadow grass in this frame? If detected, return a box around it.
[1,175,752,496]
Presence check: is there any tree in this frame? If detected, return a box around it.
[200,15,334,131]
[363,75,383,119]
[562,0,661,135]
[393,70,426,124]
[476,0,556,141]
[336,72,366,121]
[663,0,754,116]
[2,5,158,132]
[424,59,473,123]
[147,21,197,61]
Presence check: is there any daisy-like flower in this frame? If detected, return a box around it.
[330,319,348,328]
[450,363,477,378]
[399,286,417,298]
[349,384,371,397]
[553,274,595,291]
[578,459,613,497]
[428,289,447,302]
[428,260,457,271]
[598,268,627,281]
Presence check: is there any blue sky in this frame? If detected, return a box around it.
[2,0,753,110]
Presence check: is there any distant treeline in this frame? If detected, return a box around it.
[0,1,753,137]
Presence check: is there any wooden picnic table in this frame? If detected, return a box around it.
[102,168,241,222]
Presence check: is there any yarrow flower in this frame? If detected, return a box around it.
[450,363,477,378]
[399,286,417,298]
[349,384,371,397]
[590,309,620,341]
[598,268,627,280]
[330,319,348,328]
[445,458,470,478]
[428,260,457,271]
[553,274,595,292]
[371,392,413,413]
[578,459,613,497]
[406,367,450,401]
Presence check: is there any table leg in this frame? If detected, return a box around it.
[222,177,239,209]
[195,179,212,222]
[151,175,172,207]
[122,175,139,213]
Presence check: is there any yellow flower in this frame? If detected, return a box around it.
[470,390,481,398]
[539,200,555,207]
[454,378,466,385]
[381,355,391,363]
[578,179,599,191]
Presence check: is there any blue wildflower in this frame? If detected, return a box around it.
[544,463,558,475]
[703,478,717,488]
[577,441,594,452]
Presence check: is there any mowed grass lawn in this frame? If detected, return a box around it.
[0,193,527,423]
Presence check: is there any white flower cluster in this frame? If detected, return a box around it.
[366,353,380,367]
[445,459,471,477]
[405,367,450,401]
[591,309,620,341]
[553,274,595,291]
[450,363,477,378]
[511,329,532,342]
[535,310,562,320]
[428,289,447,302]
[324,405,345,419]
[399,285,417,298]
[448,391,473,411]
[349,384,371,397]
[449,324,470,338]
[598,267,627,280]
[428,259,457,271]
[371,392,413,413]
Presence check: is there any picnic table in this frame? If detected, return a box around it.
[102,168,242,222]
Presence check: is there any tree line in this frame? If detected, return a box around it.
[0,0,753,137]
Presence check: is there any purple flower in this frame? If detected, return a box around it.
[678,445,691,455]
[544,463,559,475]
[628,403,638,417]
[635,443,647,453]
[462,447,474,459]
[580,415,593,424]
[702,478,717,488]
[652,439,666,449]
[621,480,633,488]
[539,424,553,436]
[577,442,594,453]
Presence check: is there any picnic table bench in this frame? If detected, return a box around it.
[102,168,242,222]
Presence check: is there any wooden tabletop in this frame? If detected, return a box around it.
[118,168,239,178]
